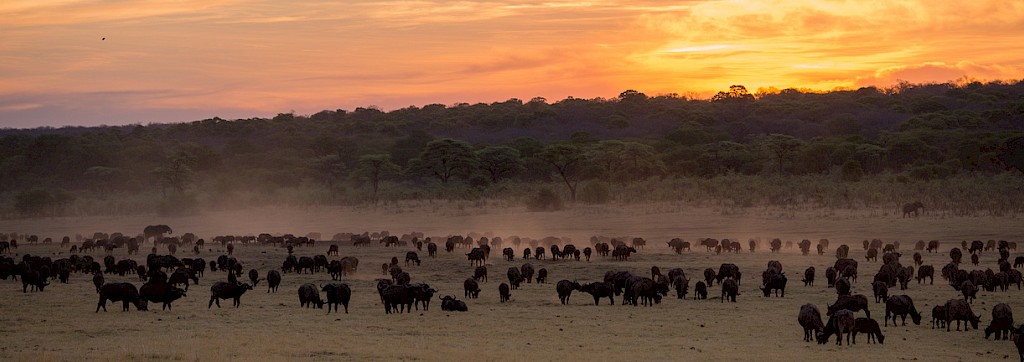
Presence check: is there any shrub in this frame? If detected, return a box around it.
[14,188,54,216]
[841,160,864,182]
[526,187,563,211]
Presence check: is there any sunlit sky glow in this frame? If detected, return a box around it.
[1,0,1022,128]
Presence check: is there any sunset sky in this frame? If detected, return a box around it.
[1,0,1022,128]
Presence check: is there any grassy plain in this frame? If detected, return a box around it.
[1,203,1022,361]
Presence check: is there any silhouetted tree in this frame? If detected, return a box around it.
[352,154,400,202]
[476,146,524,183]
[537,144,588,201]
[407,138,478,183]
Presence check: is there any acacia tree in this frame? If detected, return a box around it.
[617,142,664,182]
[310,155,346,193]
[588,140,664,182]
[537,143,588,202]
[476,146,524,183]
[761,134,805,175]
[153,155,195,197]
[407,138,478,183]
[999,135,1024,174]
[352,154,400,202]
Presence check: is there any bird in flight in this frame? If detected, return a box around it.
[102,37,106,40]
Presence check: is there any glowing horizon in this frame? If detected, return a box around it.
[1,0,1022,128]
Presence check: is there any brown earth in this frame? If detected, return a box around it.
[1,203,1022,361]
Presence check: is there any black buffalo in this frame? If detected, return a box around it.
[140,282,187,310]
[208,281,253,308]
[97,282,147,312]
[439,295,468,311]
[321,283,352,314]
[298,283,325,308]
[884,294,922,326]
[556,280,581,305]
[266,270,281,293]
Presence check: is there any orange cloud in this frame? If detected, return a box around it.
[1,0,1023,127]
[857,62,1023,87]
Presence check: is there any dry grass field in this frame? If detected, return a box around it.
[2,203,1023,361]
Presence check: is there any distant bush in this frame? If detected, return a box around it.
[14,188,53,216]
[578,181,612,204]
[909,163,953,181]
[526,188,563,211]
[841,160,864,182]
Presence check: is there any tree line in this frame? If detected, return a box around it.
[1,81,1023,216]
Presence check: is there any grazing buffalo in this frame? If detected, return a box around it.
[932,305,947,329]
[536,268,548,284]
[721,278,738,303]
[960,280,979,303]
[611,245,636,261]
[917,265,934,284]
[97,282,147,312]
[671,274,689,299]
[21,269,48,293]
[580,281,614,305]
[467,248,486,266]
[694,281,708,300]
[409,282,438,310]
[667,238,687,254]
[473,266,488,283]
[381,284,415,314]
[853,318,885,344]
[944,298,981,332]
[872,281,888,304]
[802,267,815,287]
[499,283,511,303]
[835,277,851,296]
[298,283,325,309]
[520,263,535,284]
[556,280,581,305]
[798,304,824,342]
[208,282,253,308]
[761,273,787,297]
[168,268,198,292]
[321,283,352,314]
[798,302,823,341]
[507,268,523,290]
[405,252,421,266]
[703,268,716,287]
[827,294,870,318]
[985,303,1014,340]
[817,309,855,346]
[464,278,481,299]
[502,247,514,261]
[884,295,922,326]
[1014,326,1024,362]
[717,264,740,285]
[266,270,282,293]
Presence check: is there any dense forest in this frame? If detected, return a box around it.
[2,81,1024,218]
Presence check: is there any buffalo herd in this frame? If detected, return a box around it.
[2,229,1024,359]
